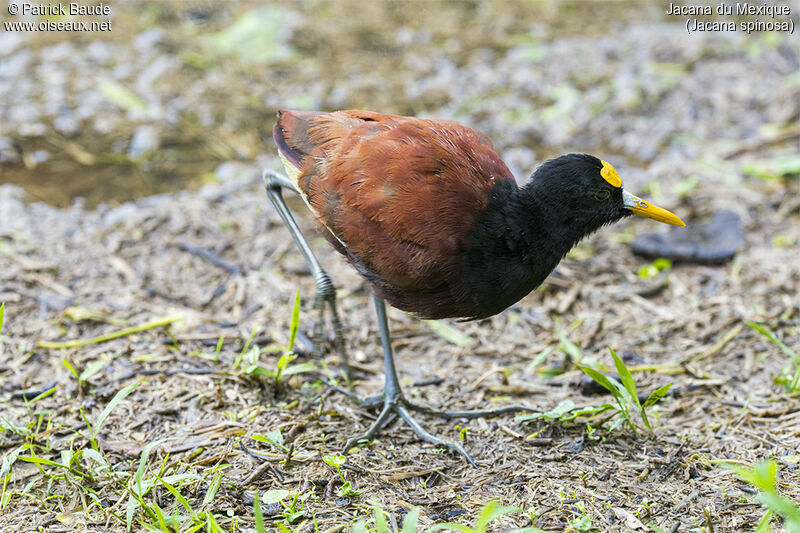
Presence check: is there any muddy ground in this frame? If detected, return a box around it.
[1,1,800,532]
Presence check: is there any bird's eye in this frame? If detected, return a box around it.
[594,190,611,201]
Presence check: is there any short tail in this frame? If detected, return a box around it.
[272,109,327,168]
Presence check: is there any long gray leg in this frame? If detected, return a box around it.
[343,294,480,468]
[339,294,540,467]
[263,169,348,378]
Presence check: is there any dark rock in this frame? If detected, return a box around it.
[632,209,745,264]
[562,436,584,454]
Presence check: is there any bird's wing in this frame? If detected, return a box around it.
[274,109,516,290]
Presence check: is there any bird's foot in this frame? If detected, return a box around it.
[342,393,479,467]
[339,391,538,468]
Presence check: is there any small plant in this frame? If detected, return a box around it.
[123,437,202,530]
[577,347,671,434]
[746,321,799,392]
[518,348,670,435]
[567,500,592,531]
[322,454,362,497]
[243,290,316,389]
[62,352,116,392]
[252,429,289,452]
[256,489,308,525]
[719,459,800,532]
[195,334,225,363]
[637,257,672,279]
[84,382,138,451]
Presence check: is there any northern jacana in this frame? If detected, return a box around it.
[265,109,685,466]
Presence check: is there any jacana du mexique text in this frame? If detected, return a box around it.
[666,3,790,17]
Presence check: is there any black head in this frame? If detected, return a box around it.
[530,154,629,229]
[526,153,685,247]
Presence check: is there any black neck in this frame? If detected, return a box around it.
[516,176,606,259]
[475,178,605,263]
[457,178,615,319]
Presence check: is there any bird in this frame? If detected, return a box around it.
[265,109,685,466]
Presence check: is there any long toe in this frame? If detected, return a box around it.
[395,404,478,468]
[342,402,395,452]
[405,402,538,420]
[342,395,482,468]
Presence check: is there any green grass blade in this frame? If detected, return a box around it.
[423,320,475,347]
[351,520,368,533]
[81,448,110,471]
[205,512,221,532]
[476,501,522,532]
[758,492,800,526]
[214,335,224,361]
[155,473,196,519]
[576,365,616,396]
[745,321,796,358]
[239,325,258,360]
[720,460,775,491]
[253,491,266,533]
[252,429,288,451]
[516,399,575,422]
[80,353,114,382]
[125,493,139,531]
[742,154,800,180]
[62,358,80,381]
[281,362,317,376]
[400,507,420,533]
[578,363,634,430]
[26,385,57,405]
[96,382,138,431]
[753,510,774,533]
[99,80,146,111]
[610,347,640,407]
[261,489,289,504]
[135,438,175,496]
[186,522,205,533]
[152,500,169,531]
[203,471,223,507]
[556,318,581,361]
[288,288,301,352]
[38,315,182,349]
[17,455,68,468]
[0,415,27,436]
[322,454,346,467]
[640,383,670,431]
[0,302,4,333]
[371,500,389,533]
[640,407,652,431]
[643,384,671,408]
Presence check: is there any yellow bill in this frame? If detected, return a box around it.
[622,190,686,227]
